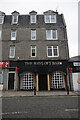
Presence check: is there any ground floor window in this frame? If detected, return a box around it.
[50,72,65,89]
[21,72,34,90]
[0,69,3,84]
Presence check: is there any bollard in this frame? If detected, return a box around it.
[34,87,36,95]
[67,87,69,95]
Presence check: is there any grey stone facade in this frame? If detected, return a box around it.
[2,11,69,61]
[0,10,71,91]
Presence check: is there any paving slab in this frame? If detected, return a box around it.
[1,91,80,97]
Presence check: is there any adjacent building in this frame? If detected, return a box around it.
[69,56,80,91]
[0,10,71,91]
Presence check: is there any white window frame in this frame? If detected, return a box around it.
[11,30,17,40]
[46,30,57,40]
[45,15,56,23]
[21,72,34,90]
[50,72,65,89]
[0,16,4,24]
[12,15,18,24]
[31,30,36,40]
[47,46,59,57]
[31,46,36,57]
[31,15,36,23]
[9,46,15,58]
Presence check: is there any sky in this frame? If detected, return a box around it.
[0,0,79,57]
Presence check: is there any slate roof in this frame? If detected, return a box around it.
[3,13,64,28]
[69,56,80,62]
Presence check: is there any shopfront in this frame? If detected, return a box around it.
[9,60,68,91]
[69,61,80,91]
[0,62,9,90]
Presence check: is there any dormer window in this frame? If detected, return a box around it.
[12,15,18,24]
[0,16,4,24]
[29,10,37,24]
[45,15,56,23]
[11,11,19,24]
[31,15,36,23]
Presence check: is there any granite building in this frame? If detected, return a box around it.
[0,10,71,91]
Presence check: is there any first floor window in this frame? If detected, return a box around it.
[31,46,36,57]
[0,70,3,84]
[46,30,57,40]
[31,30,36,40]
[11,30,16,40]
[47,46,59,57]
[9,46,15,58]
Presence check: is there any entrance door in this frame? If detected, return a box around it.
[8,73,15,90]
[39,74,47,91]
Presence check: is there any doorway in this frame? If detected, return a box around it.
[38,74,47,91]
[8,73,15,90]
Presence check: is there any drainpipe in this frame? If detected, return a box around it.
[67,67,69,95]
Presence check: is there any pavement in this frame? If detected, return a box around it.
[0,90,80,97]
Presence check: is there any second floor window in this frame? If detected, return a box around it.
[45,15,56,23]
[31,15,36,23]
[31,30,36,40]
[31,46,36,57]
[0,16,4,24]
[46,30,57,40]
[11,30,16,40]
[9,46,15,58]
[47,46,59,57]
[12,15,18,24]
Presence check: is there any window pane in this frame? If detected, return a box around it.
[45,15,50,23]
[46,30,51,39]
[10,46,15,58]
[32,46,35,49]
[31,30,36,40]
[52,30,56,39]
[48,49,52,56]
[32,49,35,56]
[31,15,36,23]
[14,16,17,22]
[12,15,18,23]
[53,46,58,56]
[54,49,58,56]
[48,46,52,56]
[11,31,16,40]
[51,15,55,23]
[31,46,36,57]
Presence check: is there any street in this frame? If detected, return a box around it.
[2,96,80,119]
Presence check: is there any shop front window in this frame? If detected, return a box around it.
[50,72,65,89]
[0,70,3,84]
[21,72,34,90]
